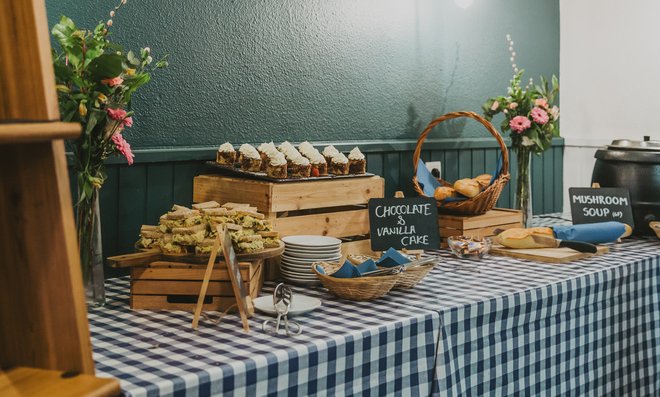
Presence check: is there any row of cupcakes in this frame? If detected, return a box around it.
[216,141,366,178]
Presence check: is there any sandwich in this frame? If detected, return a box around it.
[159,233,187,254]
[137,225,163,249]
[192,201,221,210]
[235,234,264,253]
[171,223,207,245]
[259,231,280,248]
[195,238,221,255]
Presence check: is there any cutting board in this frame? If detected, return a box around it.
[490,244,609,263]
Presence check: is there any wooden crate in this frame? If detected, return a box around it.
[130,260,263,311]
[193,174,384,256]
[439,208,522,247]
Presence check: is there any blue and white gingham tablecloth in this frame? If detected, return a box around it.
[89,280,440,396]
[89,214,660,396]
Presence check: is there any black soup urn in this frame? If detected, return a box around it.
[591,136,660,235]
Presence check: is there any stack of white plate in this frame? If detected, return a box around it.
[280,235,342,286]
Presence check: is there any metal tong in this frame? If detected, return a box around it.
[262,283,302,336]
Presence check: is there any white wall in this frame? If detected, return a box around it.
[560,0,660,213]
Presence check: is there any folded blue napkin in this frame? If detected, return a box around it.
[330,260,362,278]
[377,247,412,268]
[416,159,442,197]
[356,258,378,274]
[553,222,626,244]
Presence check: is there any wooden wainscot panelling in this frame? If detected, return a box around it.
[85,139,564,263]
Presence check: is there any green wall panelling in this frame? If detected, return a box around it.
[146,164,175,223]
[553,146,564,214]
[117,165,148,257]
[99,167,121,278]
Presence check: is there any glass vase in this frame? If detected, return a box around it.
[76,187,105,307]
[514,145,533,228]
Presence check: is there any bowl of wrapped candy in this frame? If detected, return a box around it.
[447,236,491,259]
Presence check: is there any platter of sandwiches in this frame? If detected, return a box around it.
[136,200,284,262]
[208,140,373,182]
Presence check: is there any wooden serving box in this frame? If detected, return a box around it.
[193,174,385,256]
[107,245,284,311]
[438,208,522,247]
[130,260,263,311]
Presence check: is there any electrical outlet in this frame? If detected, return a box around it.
[426,161,442,178]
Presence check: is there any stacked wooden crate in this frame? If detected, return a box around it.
[193,175,384,256]
[438,208,522,247]
[107,252,265,311]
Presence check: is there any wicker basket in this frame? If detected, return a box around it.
[347,254,434,289]
[412,111,511,215]
[312,262,399,301]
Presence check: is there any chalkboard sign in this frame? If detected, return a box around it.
[368,197,439,251]
[569,187,634,227]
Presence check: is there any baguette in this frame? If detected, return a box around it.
[496,227,554,249]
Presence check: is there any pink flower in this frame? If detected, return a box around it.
[530,107,549,125]
[122,116,133,128]
[509,116,531,133]
[102,76,124,87]
[107,108,127,120]
[508,102,518,109]
[111,133,135,165]
[534,98,549,109]
[490,101,500,111]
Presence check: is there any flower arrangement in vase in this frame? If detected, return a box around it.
[482,34,559,227]
[51,0,167,305]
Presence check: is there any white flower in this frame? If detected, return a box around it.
[522,136,535,146]
[144,47,151,53]
[106,19,113,27]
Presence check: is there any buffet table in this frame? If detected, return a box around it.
[89,215,660,396]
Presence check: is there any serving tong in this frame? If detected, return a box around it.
[262,283,303,336]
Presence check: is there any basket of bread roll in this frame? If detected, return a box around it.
[412,111,511,215]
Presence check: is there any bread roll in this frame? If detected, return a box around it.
[474,174,492,190]
[434,186,457,201]
[496,227,554,249]
[453,178,480,198]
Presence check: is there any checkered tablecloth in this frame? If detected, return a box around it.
[90,214,660,396]
[88,279,440,397]
[382,214,659,396]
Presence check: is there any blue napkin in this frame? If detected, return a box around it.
[356,258,378,274]
[416,159,442,197]
[330,260,362,278]
[377,248,412,268]
[553,222,626,244]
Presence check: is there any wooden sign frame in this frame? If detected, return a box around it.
[191,224,252,332]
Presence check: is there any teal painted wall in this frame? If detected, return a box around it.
[46,0,559,147]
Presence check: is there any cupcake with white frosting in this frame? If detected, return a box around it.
[266,151,287,178]
[216,142,236,166]
[238,143,262,172]
[348,147,366,174]
[257,142,278,171]
[322,145,340,165]
[289,155,311,178]
[330,152,349,175]
[306,150,328,176]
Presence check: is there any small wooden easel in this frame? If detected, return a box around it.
[191,225,253,332]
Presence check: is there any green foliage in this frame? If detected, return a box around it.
[51,14,167,205]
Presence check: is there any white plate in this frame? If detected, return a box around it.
[284,246,342,254]
[281,265,316,274]
[282,235,342,248]
[283,250,342,259]
[280,268,317,279]
[253,294,322,317]
[282,255,341,264]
